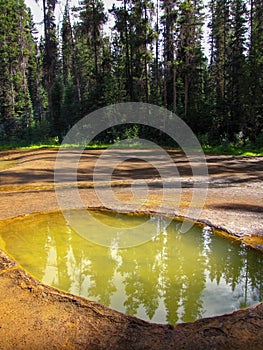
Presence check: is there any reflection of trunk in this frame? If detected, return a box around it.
[242,251,249,307]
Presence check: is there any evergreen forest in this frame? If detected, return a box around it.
[0,0,262,148]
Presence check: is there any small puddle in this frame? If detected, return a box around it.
[0,210,262,324]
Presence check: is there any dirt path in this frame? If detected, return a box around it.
[0,148,263,349]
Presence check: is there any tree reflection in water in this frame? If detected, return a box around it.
[0,211,262,324]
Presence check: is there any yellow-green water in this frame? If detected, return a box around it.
[0,210,262,324]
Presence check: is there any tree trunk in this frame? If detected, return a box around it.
[124,0,133,100]
[173,65,177,114]
[144,3,149,103]
[70,24,82,106]
[92,0,98,76]
[184,73,189,117]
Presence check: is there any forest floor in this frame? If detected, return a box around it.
[0,148,263,349]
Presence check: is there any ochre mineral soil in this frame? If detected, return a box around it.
[0,148,262,349]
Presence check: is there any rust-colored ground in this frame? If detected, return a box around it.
[0,148,263,349]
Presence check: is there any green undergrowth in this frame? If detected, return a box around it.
[1,140,263,157]
[202,144,263,156]
[0,143,60,151]
[0,142,109,151]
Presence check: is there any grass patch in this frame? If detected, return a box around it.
[202,144,263,156]
[0,143,60,151]
[0,141,110,151]
[1,138,263,157]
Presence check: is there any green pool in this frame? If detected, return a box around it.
[0,210,262,324]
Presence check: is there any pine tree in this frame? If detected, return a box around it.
[130,0,155,102]
[247,0,263,144]
[149,0,162,106]
[61,1,82,128]
[27,11,45,125]
[208,0,252,143]
[208,0,232,142]
[176,0,206,121]
[226,0,248,141]
[74,0,107,113]
[79,0,107,77]
[0,0,36,140]
[1,0,261,146]
[161,0,178,111]
[42,0,63,139]
[110,0,135,101]
[111,0,155,103]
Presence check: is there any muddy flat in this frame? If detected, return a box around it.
[0,148,263,349]
[0,148,262,239]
